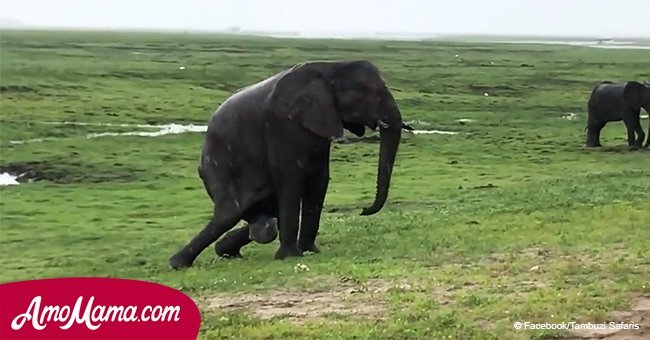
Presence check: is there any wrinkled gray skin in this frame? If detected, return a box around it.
[586,81,650,149]
[169,60,406,269]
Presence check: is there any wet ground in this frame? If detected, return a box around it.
[1,120,462,185]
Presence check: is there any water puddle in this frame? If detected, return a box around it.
[495,40,650,50]
[9,137,61,145]
[411,130,459,135]
[0,172,19,186]
[562,112,579,120]
[7,121,461,144]
[86,123,206,138]
[34,121,169,128]
[8,122,208,144]
[2,122,460,185]
[559,113,647,121]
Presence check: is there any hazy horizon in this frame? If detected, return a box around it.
[1,0,649,39]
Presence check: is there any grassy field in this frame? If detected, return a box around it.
[1,30,649,339]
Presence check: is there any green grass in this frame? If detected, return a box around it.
[1,30,649,339]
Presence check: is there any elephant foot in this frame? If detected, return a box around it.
[214,241,243,259]
[215,249,242,259]
[628,145,640,151]
[249,216,278,244]
[585,142,602,148]
[168,252,194,270]
[299,242,321,253]
[214,228,249,258]
[274,244,303,260]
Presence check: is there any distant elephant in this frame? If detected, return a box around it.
[585,80,650,149]
[169,60,407,269]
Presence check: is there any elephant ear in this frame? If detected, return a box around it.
[269,64,344,139]
[623,81,645,109]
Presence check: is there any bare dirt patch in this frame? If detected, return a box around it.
[199,278,430,323]
[428,250,646,338]
[563,296,650,340]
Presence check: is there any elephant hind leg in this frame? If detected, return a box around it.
[214,195,279,257]
[586,121,606,147]
[623,110,643,149]
[631,110,645,148]
[214,225,250,258]
[169,204,242,269]
[634,123,646,148]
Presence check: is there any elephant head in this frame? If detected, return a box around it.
[623,81,650,112]
[268,60,403,216]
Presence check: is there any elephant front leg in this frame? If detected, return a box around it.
[298,154,330,253]
[273,175,304,260]
[632,111,645,148]
[625,125,638,149]
[635,127,646,148]
[623,113,642,149]
[646,116,650,148]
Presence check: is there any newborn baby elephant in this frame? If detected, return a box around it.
[585,80,650,149]
[168,60,408,269]
[214,215,278,258]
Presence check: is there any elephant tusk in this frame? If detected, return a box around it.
[377,120,389,129]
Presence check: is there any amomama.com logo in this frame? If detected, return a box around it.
[11,295,181,331]
[0,277,200,340]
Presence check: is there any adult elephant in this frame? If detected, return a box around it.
[585,80,650,149]
[169,60,407,269]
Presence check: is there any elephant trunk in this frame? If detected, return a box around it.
[360,126,401,216]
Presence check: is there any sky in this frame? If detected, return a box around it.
[1,0,649,38]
